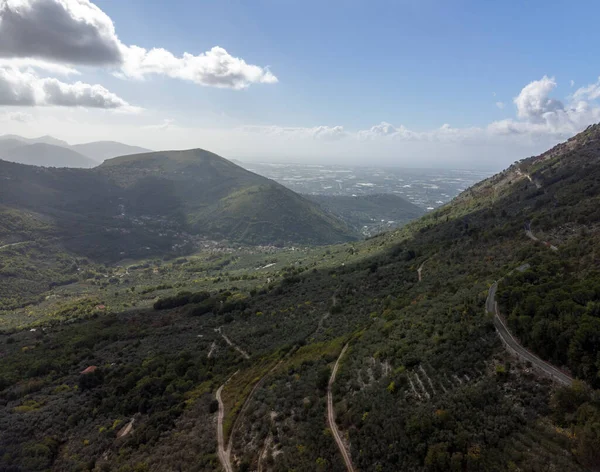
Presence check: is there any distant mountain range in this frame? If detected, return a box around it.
[0,134,150,168]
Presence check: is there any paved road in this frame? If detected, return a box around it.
[216,374,237,472]
[487,282,572,386]
[327,344,356,472]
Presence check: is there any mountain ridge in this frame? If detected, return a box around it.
[0,134,151,167]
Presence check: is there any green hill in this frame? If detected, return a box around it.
[0,150,355,308]
[98,149,356,246]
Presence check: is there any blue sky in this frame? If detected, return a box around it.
[1,0,600,168]
[91,0,600,128]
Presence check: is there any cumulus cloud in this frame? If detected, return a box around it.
[0,66,133,109]
[513,76,564,122]
[0,0,122,65]
[0,0,278,90]
[496,101,505,109]
[357,122,419,140]
[486,76,600,138]
[119,46,278,90]
[242,125,346,141]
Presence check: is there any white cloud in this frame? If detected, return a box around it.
[0,0,278,90]
[242,125,346,141]
[143,118,175,130]
[486,76,600,138]
[514,76,564,122]
[573,77,600,101]
[0,110,33,122]
[0,58,80,75]
[119,46,278,90]
[570,79,575,88]
[0,66,134,109]
[496,101,505,109]
[0,0,122,65]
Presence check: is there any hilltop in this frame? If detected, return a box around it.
[97,149,356,246]
[2,126,600,471]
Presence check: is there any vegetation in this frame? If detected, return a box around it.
[306,193,425,235]
[2,125,600,470]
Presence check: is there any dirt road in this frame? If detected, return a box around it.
[216,374,237,472]
[328,344,355,472]
[417,260,426,282]
[227,360,283,455]
[525,223,558,251]
[487,283,572,386]
[216,327,250,360]
[0,241,29,251]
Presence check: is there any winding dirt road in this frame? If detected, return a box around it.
[487,282,572,386]
[216,373,237,472]
[328,344,355,472]
[525,223,558,251]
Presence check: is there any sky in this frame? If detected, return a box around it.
[1,0,600,170]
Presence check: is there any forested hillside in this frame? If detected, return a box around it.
[306,193,425,235]
[2,126,600,471]
[0,150,358,309]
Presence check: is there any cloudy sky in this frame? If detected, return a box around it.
[1,0,600,169]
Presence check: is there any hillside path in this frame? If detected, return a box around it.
[216,373,237,472]
[417,260,427,282]
[487,282,572,386]
[525,223,558,251]
[0,241,29,251]
[328,344,356,472]
[227,359,283,455]
[216,327,250,359]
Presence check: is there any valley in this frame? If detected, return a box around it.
[1,126,600,471]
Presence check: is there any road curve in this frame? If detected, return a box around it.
[216,373,237,472]
[328,344,356,472]
[487,283,572,386]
